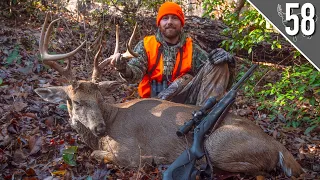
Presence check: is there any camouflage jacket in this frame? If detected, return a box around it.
[122,29,209,84]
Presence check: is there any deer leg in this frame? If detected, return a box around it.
[91,150,114,163]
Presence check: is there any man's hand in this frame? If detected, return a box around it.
[110,53,127,72]
[110,53,133,78]
[208,48,235,65]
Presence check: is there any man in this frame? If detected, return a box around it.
[112,2,235,106]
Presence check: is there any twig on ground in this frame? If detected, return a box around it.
[136,145,142,180]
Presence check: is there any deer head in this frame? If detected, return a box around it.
[35,13,138,136]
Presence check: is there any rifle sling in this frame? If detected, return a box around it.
[173,47,183,80]
[148,45,163,78]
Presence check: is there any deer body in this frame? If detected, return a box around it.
[36,82,303,177]
[36,14,303,178]
[97,98,197,166]
[205,114,303,177]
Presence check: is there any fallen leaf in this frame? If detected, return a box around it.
[313,164,320,172]
[29,135,43,155]
[58,104,67,111]
[22,113,37,119]
[7,120,19,134]
[92,168,111,180]
[51,170,66,176]
[17,64,33,75]
[30,126,39,135]
[0,135,13,147]
[62,146,78,166]
[13,149,27,163]
[25,168,37,176]
[13,101,28,112]
[44,116,54,127]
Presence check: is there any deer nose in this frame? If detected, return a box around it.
[94,123,106,136]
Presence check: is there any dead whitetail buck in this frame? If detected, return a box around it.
[35,14,304,178]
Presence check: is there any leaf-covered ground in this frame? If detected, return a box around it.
[0,13,319,180]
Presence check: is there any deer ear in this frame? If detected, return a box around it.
[98,81,122,95]
[35,87,68,103]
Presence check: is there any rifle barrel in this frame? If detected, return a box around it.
[231,64,258,91]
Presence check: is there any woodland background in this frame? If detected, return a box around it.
[0,0,319,179]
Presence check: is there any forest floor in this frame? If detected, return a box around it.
[0,11,319,180]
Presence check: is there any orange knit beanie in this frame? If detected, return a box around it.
[156,2,185,27]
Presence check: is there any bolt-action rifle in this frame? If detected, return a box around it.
[163,64,258,180]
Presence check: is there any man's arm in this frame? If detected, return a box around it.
[191,43,208,74]
[118,40,149,84]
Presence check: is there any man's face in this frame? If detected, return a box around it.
[159,14,183,40]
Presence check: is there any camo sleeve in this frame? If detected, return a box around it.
[120,40,148,84]
[191,43,208,74]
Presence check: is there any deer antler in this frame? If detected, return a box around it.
[40,13,86,81]
[123,22,139,58]
[91,23,139,82]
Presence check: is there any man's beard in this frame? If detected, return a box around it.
[160,26,181,39]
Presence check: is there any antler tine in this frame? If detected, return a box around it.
[39,13,49,57]
[114,24,119,54]
[92,25,120,81]
[122,22,139,58]
[96,24,120,70]
[92,45,103,83]
[93,23,139,82]
[40,13,86,80]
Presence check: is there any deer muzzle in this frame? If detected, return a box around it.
[92,123,107,137]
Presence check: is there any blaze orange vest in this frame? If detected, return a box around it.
[138,35,193,98]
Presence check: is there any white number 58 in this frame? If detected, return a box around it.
[285,3,316,36]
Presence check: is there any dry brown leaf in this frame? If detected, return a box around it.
[13,101,28,112]
[28,135,43,155]
[22,113,37,119]
[25,168,37,176]
[13,148,27,163]
[7,120,19,134]
[45,116,55,127]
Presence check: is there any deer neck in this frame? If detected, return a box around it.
[102,103,120,126]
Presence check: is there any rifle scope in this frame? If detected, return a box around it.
[176,97,216,137]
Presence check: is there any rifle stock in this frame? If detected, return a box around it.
[163,64,258,180]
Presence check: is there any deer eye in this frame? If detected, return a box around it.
[73,100,81,106]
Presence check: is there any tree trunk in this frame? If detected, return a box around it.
[234,0,246,18]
